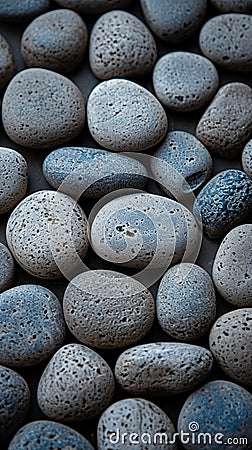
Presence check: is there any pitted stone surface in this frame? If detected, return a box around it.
[0,34,16,90]
[54,0,132,14]
[242,138,252,178]
[0,0,50,22]
[0,243,14,294]
[210,0,252,12]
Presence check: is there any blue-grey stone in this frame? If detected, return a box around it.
[0,34,15,90]
[0,0,50,22]
[210,0,252,12]
[242,138,252,178]
[0,243,14,294]
[54,0,132,14]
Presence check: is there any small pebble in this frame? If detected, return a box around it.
[242,138,252,178]
[178,380,252,450]
[0,284,66,367]
[21,9,88,73]
[54,0,132,14]
[42,146,147,198]
[2,68,85,149]
[97,398,177,450]
[200,13,252,71]
[87,79,168,152]
[196,82,252,158]
[0,365,30,443]
[0,243,14,294]
[210,0,252,12]
[194,169,252,239]
[115,342,213,396]
[0,0,50,22]
[209,308,252,386]
[37,343,115,421]
[0,147,28,215]
[0,34,16,90]
[153,52,219,112]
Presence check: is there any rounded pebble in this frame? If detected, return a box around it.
[200,14,252,72]
[0,0,50,22]
[196,82,252,158]
[115,342,213,396]
[178,380,252,450]
[6,190,89,279]
[0,243,14,294]
[242,138,252,178]
[210,0,252,12]
[0,147,28,215]
[0,365,30,443]
[194,169,252,239]
[87,79,168,152]
[153,52,219,112]
[21,9,88,73]
[209,308,252,386]
[63,270,155,349]
[97,398,177,450]
[2,68,85,149]
[0,285,66,367]
[0,34,16,90]
[157,263,216,341]
[42,146,147,198]
[54,0,132,14]
[37,343,115,421]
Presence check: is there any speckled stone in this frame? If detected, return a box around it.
[242,138,252,178]
[194,170,252,239]
[6,190,89,279]
[8,421,95,450]
[153,52,219,112]
[37,343,115,421]
[212,225,252,307]
[42,147,147,198]
[21,10,88,73]
[87,79,168,152]
[0,365,30,443]
[97,398,177,450]
[63,270,155,349]
[210,0,252,12]
[0,243,14,294]
[0,147,28,215]
[0,0,50,23]
[0,34,16,90]
[54,0,132,14]
[2,68,85,149]
[90,10,157,80]
[115,343,213,396]
[209,309,252,386]
[140,0,207,43]
[200,14,252,72]
[196,83,252,158]
[157,263,216,341]
[178,380,252,450]
[0,285,66,367]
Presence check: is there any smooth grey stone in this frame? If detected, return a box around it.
[0,284,66,367]
[87,79,168,152]
[212,225,252,307]
[54,0,132,14]
[0,0,50,23]
[140,0,207,43]
[90,10,157,80]
[199,14,252,72]
[153,52,219,112]
[115,343,213,396]
[0,365,30,443]
[63,270,155,349]
[242,138,252,178]
[21,10,88,73]
[0,34,16,90]
[97,398,177,450]
[37,343,115,421]
[6,190,89,279]
[2,68,85,149]
[210,0,252,12]
[0,147,28,215]
[157,263,216,341]
[196,83,252,158]
[209,309,252,386]
[0,243,14,294]
[42,146,147,198]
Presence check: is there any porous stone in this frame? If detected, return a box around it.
[199,14,252,71]
[37,343,115,421]
[0,147,28,214]
[209,308,252,386]
[6,190,89,279]
[54,0,132,14]
[63,270,155,349]
[21,10,88,73]
[97,398,177,450]
[153,52,219,112]
[242,138,252,178]
[0,243,14,294]
[0,365,30,443]
[157,263,216,341]
[90,10,157,80]
[210,0,252,12]
[0,284,66,367]
[87,79,168,152]
[0,34,16,90]
[42,146,147,198]
[115,343,213,396]
[0,0,50,22]
[2,68,85,149]
[178,380,252,450]
[140,0,207,43]
[196,82,252,158]
[194,169,252,239]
